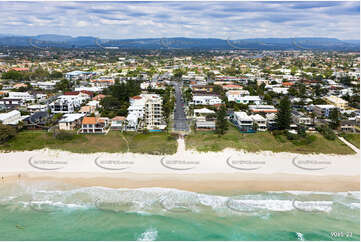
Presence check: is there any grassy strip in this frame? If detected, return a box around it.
[185,123,354,155]
[0,130,177,154]
[340,133,360,148]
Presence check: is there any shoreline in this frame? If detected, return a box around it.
[2,172,359,193]
[1,148,359,193]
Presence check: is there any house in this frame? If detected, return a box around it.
[0,110,22,125]
[194,108,215,121]
[231,111,254,133]
[93,94,106,101]
[13,83,28,89]
[90,79,115,88]
[222,84,243,91]
[49,99,76,114]
[292,111,313,126]
[324,96,348,109]
[313,105,336,118]
[250,114,267,131]
[194,108,216,131]
[49,92,90,114]
[0,98,22,109]
[196,121,216,130]
[59,113,85,130]
[339,120,356,133]
[266,113,277,130]
[111,116,126,130]
[80,100,99,115]
[249,105,277,114]
[80,116,109,134]
[270,87,289,94]
[23,111,50,130]
[31,81,57,90]
[236,96,262,105]
[192,93,222,106]
[226,90,250,102]
[191,85,214,93]
[8,92,34,102]
[27,104,48,114]
[65,71,94,80]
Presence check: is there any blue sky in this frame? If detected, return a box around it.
[0,1,359,40]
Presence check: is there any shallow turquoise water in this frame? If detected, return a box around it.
[0,181,359,240]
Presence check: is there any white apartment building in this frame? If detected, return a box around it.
[126,94,166,131]
[50,93,90,114]
[144,94,166,130]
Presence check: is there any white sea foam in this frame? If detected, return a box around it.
[296,232,305,241]
[1,185,358,215]
[137,228,158,241]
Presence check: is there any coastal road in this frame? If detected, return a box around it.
[173,82,189,131]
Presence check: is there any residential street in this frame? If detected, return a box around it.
[173,82,189,131]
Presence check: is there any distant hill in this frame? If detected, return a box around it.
[0,34,358,51]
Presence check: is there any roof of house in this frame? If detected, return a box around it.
[194,108,215,114]
[82,117,97,125]
[131,96,142,100]
[112,116,126,121]
[59,113,84,123]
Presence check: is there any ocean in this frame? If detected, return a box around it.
[0,181,359,241]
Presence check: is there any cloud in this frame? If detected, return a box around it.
[0,1,358,40]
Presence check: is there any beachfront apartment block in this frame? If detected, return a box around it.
[144,94,166,130]
[126,94,166,131]
[313,104,337,118]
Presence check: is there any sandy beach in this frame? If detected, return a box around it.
[1,148,359,192]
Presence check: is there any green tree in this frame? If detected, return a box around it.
[0,123,16,143]
[215,105,228,135]
[329,108,340,129]
[276,96,291,130]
